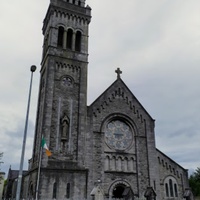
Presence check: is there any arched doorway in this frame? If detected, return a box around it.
[113,184,126,198]
[108,180,133,199]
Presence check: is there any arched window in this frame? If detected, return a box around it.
[66,183,70,198]
[53,182,57,199]
[57,26,64,47]
[165,183,169,197]
[75,31,82,52]
[169,179,174,197]
[164,176,178,198]
[174,183,178,197]
[67,29,73,49]
[78,0,81,6]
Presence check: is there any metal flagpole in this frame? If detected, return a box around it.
[35,139,43,200]
[16,65,36,200]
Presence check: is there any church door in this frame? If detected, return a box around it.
[112,184,125,199]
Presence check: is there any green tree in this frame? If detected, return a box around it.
[189,167,200,196]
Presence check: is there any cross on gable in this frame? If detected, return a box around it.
[115,68,122,79]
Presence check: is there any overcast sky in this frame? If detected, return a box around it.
[0,0,200,177]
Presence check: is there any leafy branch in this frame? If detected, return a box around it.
[189,167,200,196]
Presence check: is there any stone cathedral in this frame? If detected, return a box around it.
[22,0,192,199]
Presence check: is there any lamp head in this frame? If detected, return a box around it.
[30,65,37,72]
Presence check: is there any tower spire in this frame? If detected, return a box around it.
[28,1,91,199]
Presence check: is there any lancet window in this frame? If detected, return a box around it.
[75,31,82,51]
[164,176,178,198]
[67,29,73,49]
[57,26,64,47]
[53,182,57,199]
[66,183,70,198]
[57,26,82,52]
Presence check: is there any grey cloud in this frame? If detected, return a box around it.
[1,0,200,176]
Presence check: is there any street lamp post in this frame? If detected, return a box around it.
[16,65,36,200]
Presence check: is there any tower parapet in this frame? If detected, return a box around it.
[51,0,86,7]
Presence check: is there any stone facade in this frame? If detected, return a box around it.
[157,150,190,200]
[22,0,191,199]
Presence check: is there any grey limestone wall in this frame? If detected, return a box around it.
[157,149,189,200]
[86,78,157,199]
[38,169,87,200]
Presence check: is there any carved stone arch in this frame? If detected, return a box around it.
[66,27,75,32]
[75,28,83,34]
[108,179,131,198]
[163,175,178,184]
[56,23,66,29]
[104,154,110,161]
[121,155,125,161]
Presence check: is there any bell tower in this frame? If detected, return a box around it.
[29,0,91,199]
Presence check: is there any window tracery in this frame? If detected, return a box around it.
[164,176,178,198]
